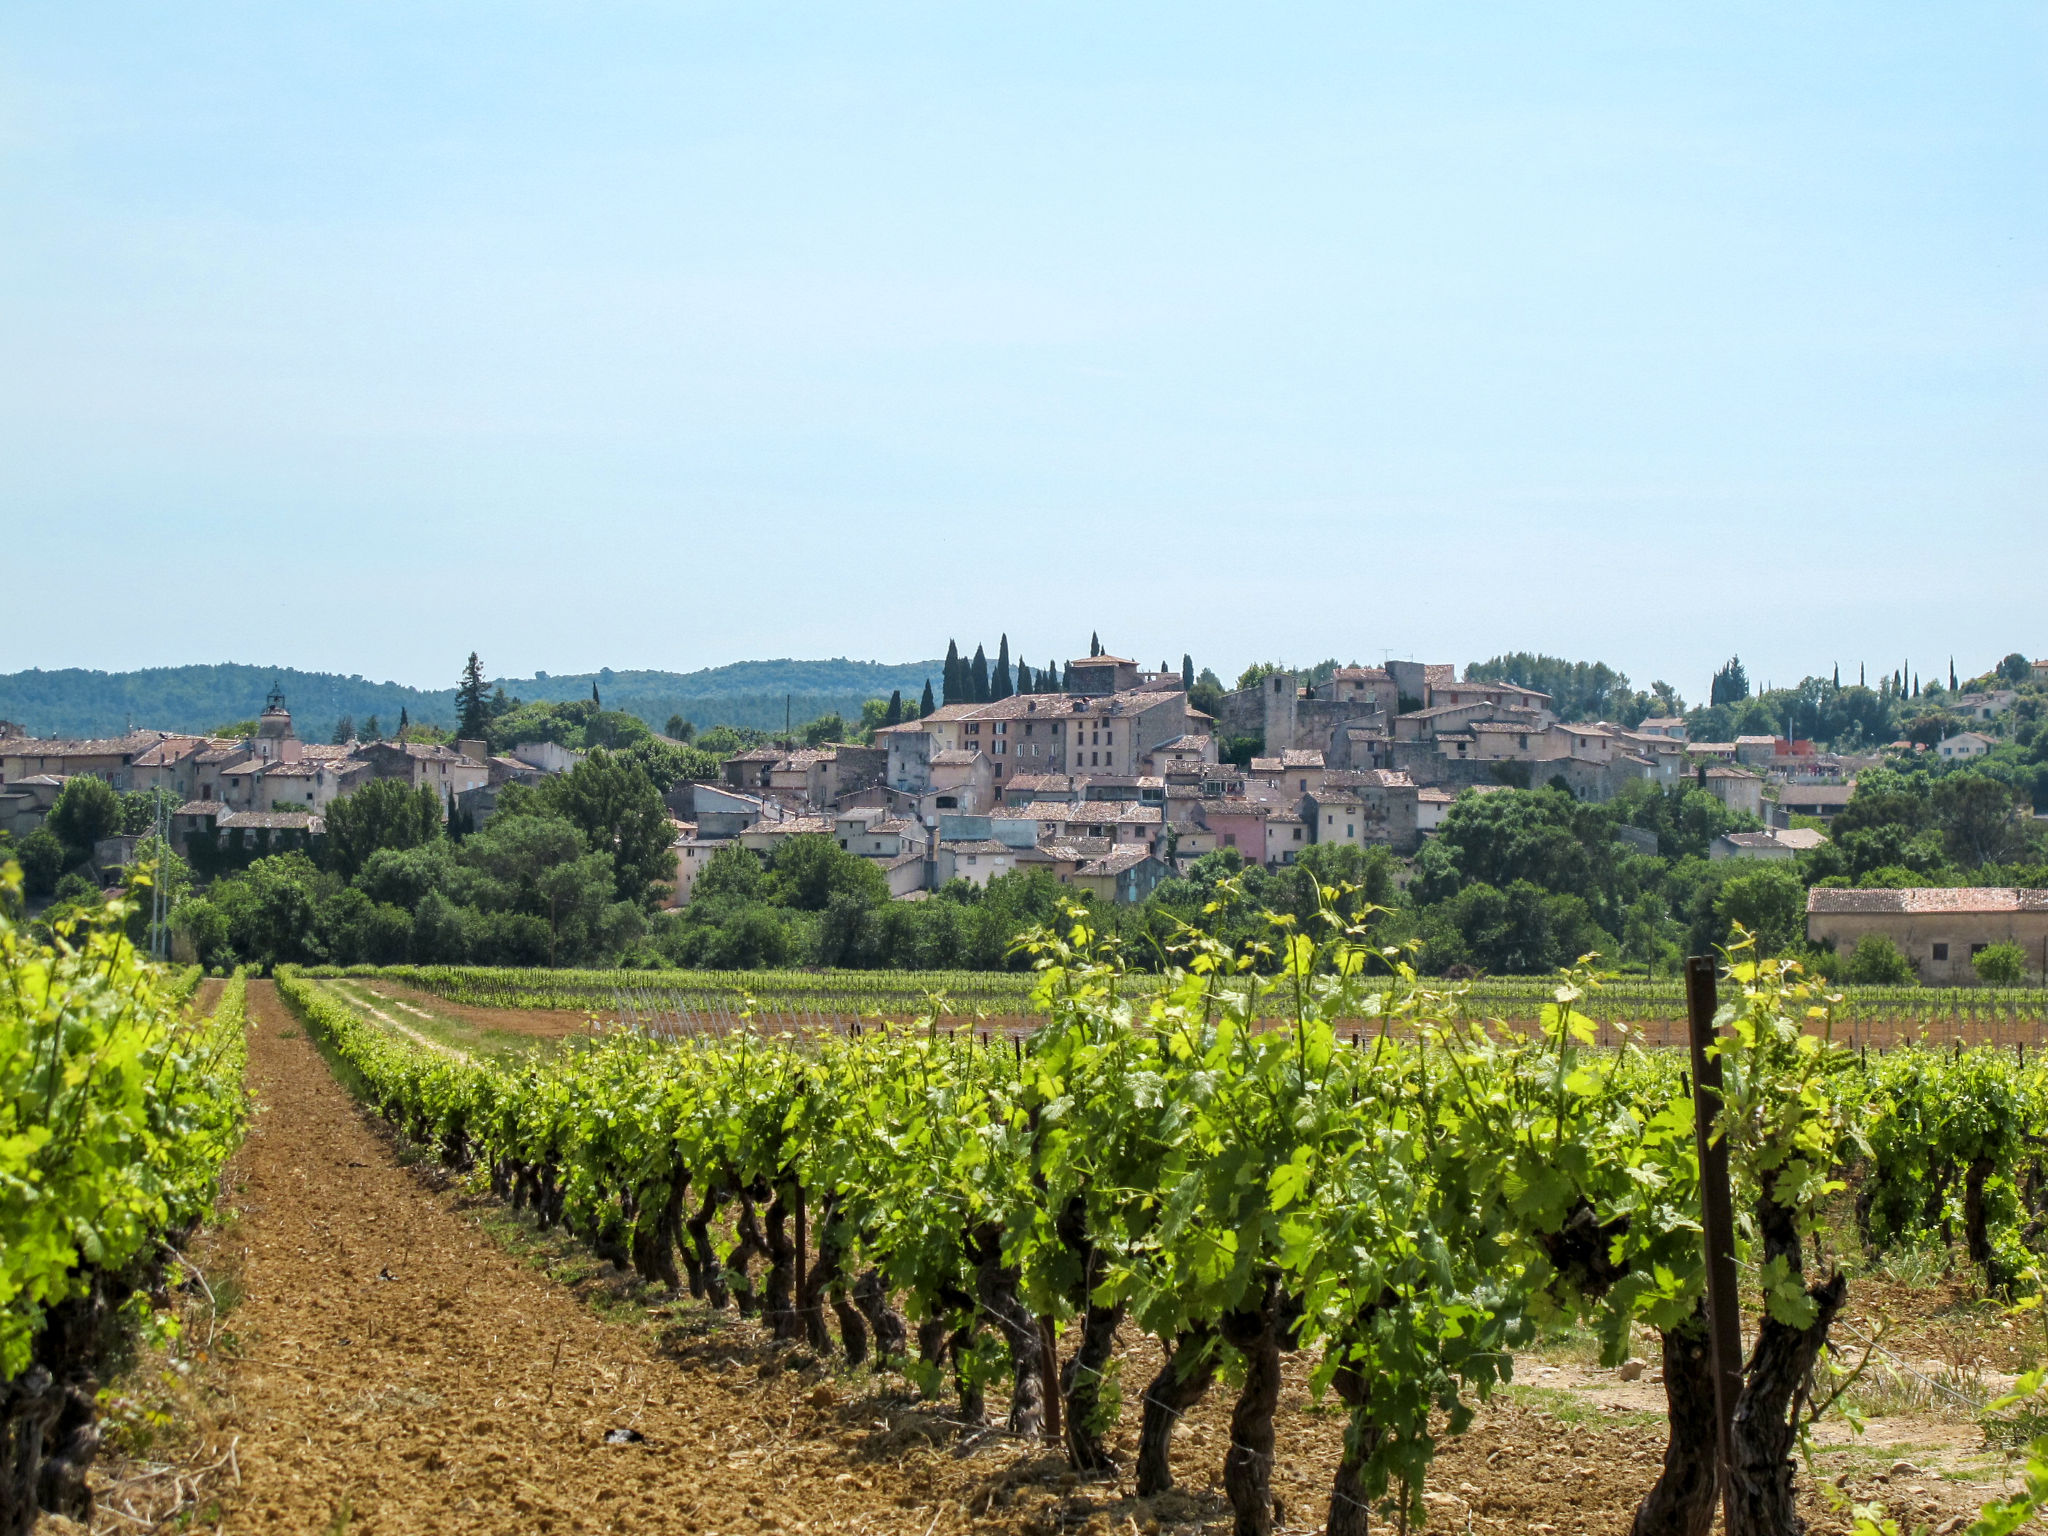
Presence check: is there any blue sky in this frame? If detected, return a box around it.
[3,4,2041,703]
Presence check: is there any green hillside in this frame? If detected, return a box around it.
[0,659,944,744]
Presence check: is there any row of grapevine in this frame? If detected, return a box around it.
[1,870,249,1536]
[284,912,1892,1536]
[299,961,2048,1043]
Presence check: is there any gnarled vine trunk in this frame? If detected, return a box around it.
[1221,1277,1284,1536]
[799,1200,846,1356]
[1061,1299,1124,1473]
[853,1270,906,1364]
[1629,1303,1719,1536]
[726,1190,769,1316]
[1726,1198,1848,1536]
[762,1185,801,1340]
[685,1186,727,1306]
[1136,1326,1217,1497]
[970,1224,1048,1438]
[1324,1354,1381,1536]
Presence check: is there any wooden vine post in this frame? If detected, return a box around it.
[1684,955,1744,1530]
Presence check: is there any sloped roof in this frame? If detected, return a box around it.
[1807,887,2048,915]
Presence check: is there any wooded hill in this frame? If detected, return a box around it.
[0,659,944,743]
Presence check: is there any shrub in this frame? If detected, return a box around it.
[1974,942,2028,985]
[1842,933,1917,985]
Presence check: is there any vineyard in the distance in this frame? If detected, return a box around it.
[300,960,2048,1047]
[286,923,2048,1536]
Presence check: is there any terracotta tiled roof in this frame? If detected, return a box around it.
[1808,887,2048,915]
[217,810,324,831]
[1077,846,1153,876]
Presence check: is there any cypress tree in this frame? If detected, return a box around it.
[1182,654,1195,691]
[1090,631,1102,657]
[970,645,990,703]
[884,689,903,726]
[943,640,962,705]
[1949,657,1957,691]
[1832,663,1840,690]
[919,679,935,717]
[1015,658,1031,694]
[398,706,410,740]
[992,635,1012,699]
[592,681,601,707]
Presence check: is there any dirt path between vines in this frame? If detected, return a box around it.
[213,980,951,1535]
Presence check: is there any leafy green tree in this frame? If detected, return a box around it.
[331,713,355,745]
[118,787,178,836]
[525,749,674,905]
[1999,654,2033,686]
[1711,864,1805,955]
[665,714,695,741]
[456,652,491,740]
[360,713,380,740]
[169,894,231,969]
[1841,933,1916,984]
[1189,667,1226,718]
[323,779,443,880]
[211,852,333,966]
[692,841,766,903]
[802,711,848,747]
[1933,773,2032,866]
[1974,943,2028,985]
[47,777,121,865]
[766,834,888,912]
[1465,653,1647,724]
[16,828,66,897]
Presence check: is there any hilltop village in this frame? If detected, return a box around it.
[3,648,2045,984]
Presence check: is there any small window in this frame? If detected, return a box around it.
[1932,943,1949,961]
[1971,943,1988,956]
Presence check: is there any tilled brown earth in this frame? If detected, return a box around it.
[207,981,964,1533]
[122,979,2017,1536]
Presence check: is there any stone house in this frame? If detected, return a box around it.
[1938,732,1995,761]
[1199,798,1271,863]
[356,741,490,804]
[1807,887,2048,984]
[1699,766,1764,819]
[1265,812,1306,865]
[1063,845,1168,904]
[1709,828,1828,861]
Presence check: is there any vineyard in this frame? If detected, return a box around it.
[0,870,247,1536]
[299,961,2048,1047]
[283,921,2048,1536]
